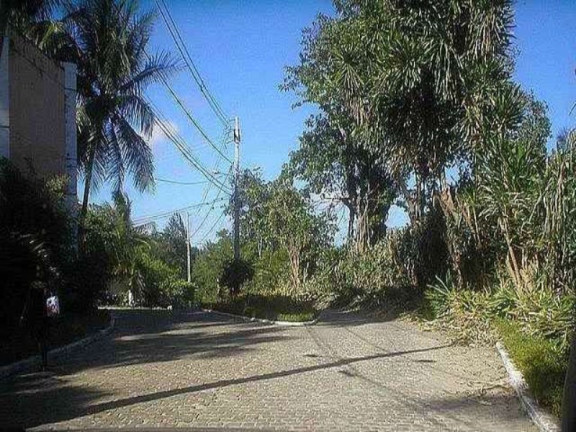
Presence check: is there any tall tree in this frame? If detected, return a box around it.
[155,213,190,279]
[62,0,176,242]
[287,0,516,232]
[284,11,395,251]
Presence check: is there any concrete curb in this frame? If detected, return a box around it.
[0,313,115,380]
[203,309,318,327]
[496,341,560,432]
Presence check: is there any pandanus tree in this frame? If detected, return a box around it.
[61,0,176,242]
[286,0,517,238]
[284,11,395,252]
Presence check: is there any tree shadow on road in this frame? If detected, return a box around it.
[54,310,292,373]
[0,309,294,429]
[1,343,450,429]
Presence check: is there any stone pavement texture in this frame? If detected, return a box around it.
[0,309,536,431]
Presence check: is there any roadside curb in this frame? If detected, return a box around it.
[496,341,560,432]
[202,309,318,327]
[0,313,115,380]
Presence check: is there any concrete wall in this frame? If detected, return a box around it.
[7,34,67,179]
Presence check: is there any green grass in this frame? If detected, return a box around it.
[495,319,567,417]
[204,294,318,322]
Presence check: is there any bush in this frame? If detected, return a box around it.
[166,280,196,308]
[424,272,573,416]
[192,232,233,302]
[65,208,115,312]
[205,293,317,322]
[244,247,290,295]
[426,273,576,350]
[220,258,255,295]
[137,250,180,307]
[0,159,74,323]
[314,237,419,309]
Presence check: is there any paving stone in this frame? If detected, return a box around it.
[0,309,536,431]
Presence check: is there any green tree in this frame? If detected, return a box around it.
[0,159,71,322]
[0,0,62,59]
[151,213,193,280]
[98,191,150,304]
[284,12,395,251]
[236,174,334,293]
[192,230,233,302]
[61,0,176,241]
[287,0,517,227]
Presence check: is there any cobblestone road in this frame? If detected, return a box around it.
[0,309,536,431]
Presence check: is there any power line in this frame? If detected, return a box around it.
[112,1,232,165]
[198,211,226,245]
[153,72,234,164]
[155,177,210,186]
[147,99,233,195]
[155,0,229,127]
[157,0,229,124]
[132,197,227,225]
[190,164,233,238]
[157,119,231,194]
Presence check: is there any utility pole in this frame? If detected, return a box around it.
[186,211,191,283]
[233,116,241,261]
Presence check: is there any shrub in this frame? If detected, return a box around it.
[220,258,255,295]
[0,159,73,323]
[205,293,317,322]
[65,208,114,312]
[425,274,495,342]
[166,280,196,308]
[137,250,180,307]
[425,274,576,349]
[192,232,233,302]
[316,237,419,309]
[244,247,290,295]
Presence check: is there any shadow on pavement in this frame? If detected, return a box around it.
[21,344,448,428]
[0,309,292,429]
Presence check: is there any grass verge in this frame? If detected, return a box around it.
[0,309,111,366]
[495,319,567,417]
[204,294,318,322]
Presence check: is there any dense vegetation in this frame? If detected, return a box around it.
[2,0,575,420]
[0,0,190,358]
[193,0,576,417]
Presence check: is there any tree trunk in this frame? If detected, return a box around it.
[562,332,576,431]
[78,146,96,248]
[355,195,368,253]
[285,241,301,294]
[346,203,355,241]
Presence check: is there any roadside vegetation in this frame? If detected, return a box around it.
[2,0,575,419]
[0,0,190,362]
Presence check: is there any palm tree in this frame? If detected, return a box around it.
[103,191,150,305]
[63,0,176,242]
[0,0,61,57]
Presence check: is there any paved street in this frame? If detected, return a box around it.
[0,309,536,431]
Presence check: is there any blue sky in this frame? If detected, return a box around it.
[89,0,576,246]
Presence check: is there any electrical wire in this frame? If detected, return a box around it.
[147,98,233,195]
[190,164,233,239]
[155,177,210,186]
[195,210,227,246]
[155,0,229,127]
[132,197,227,225]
